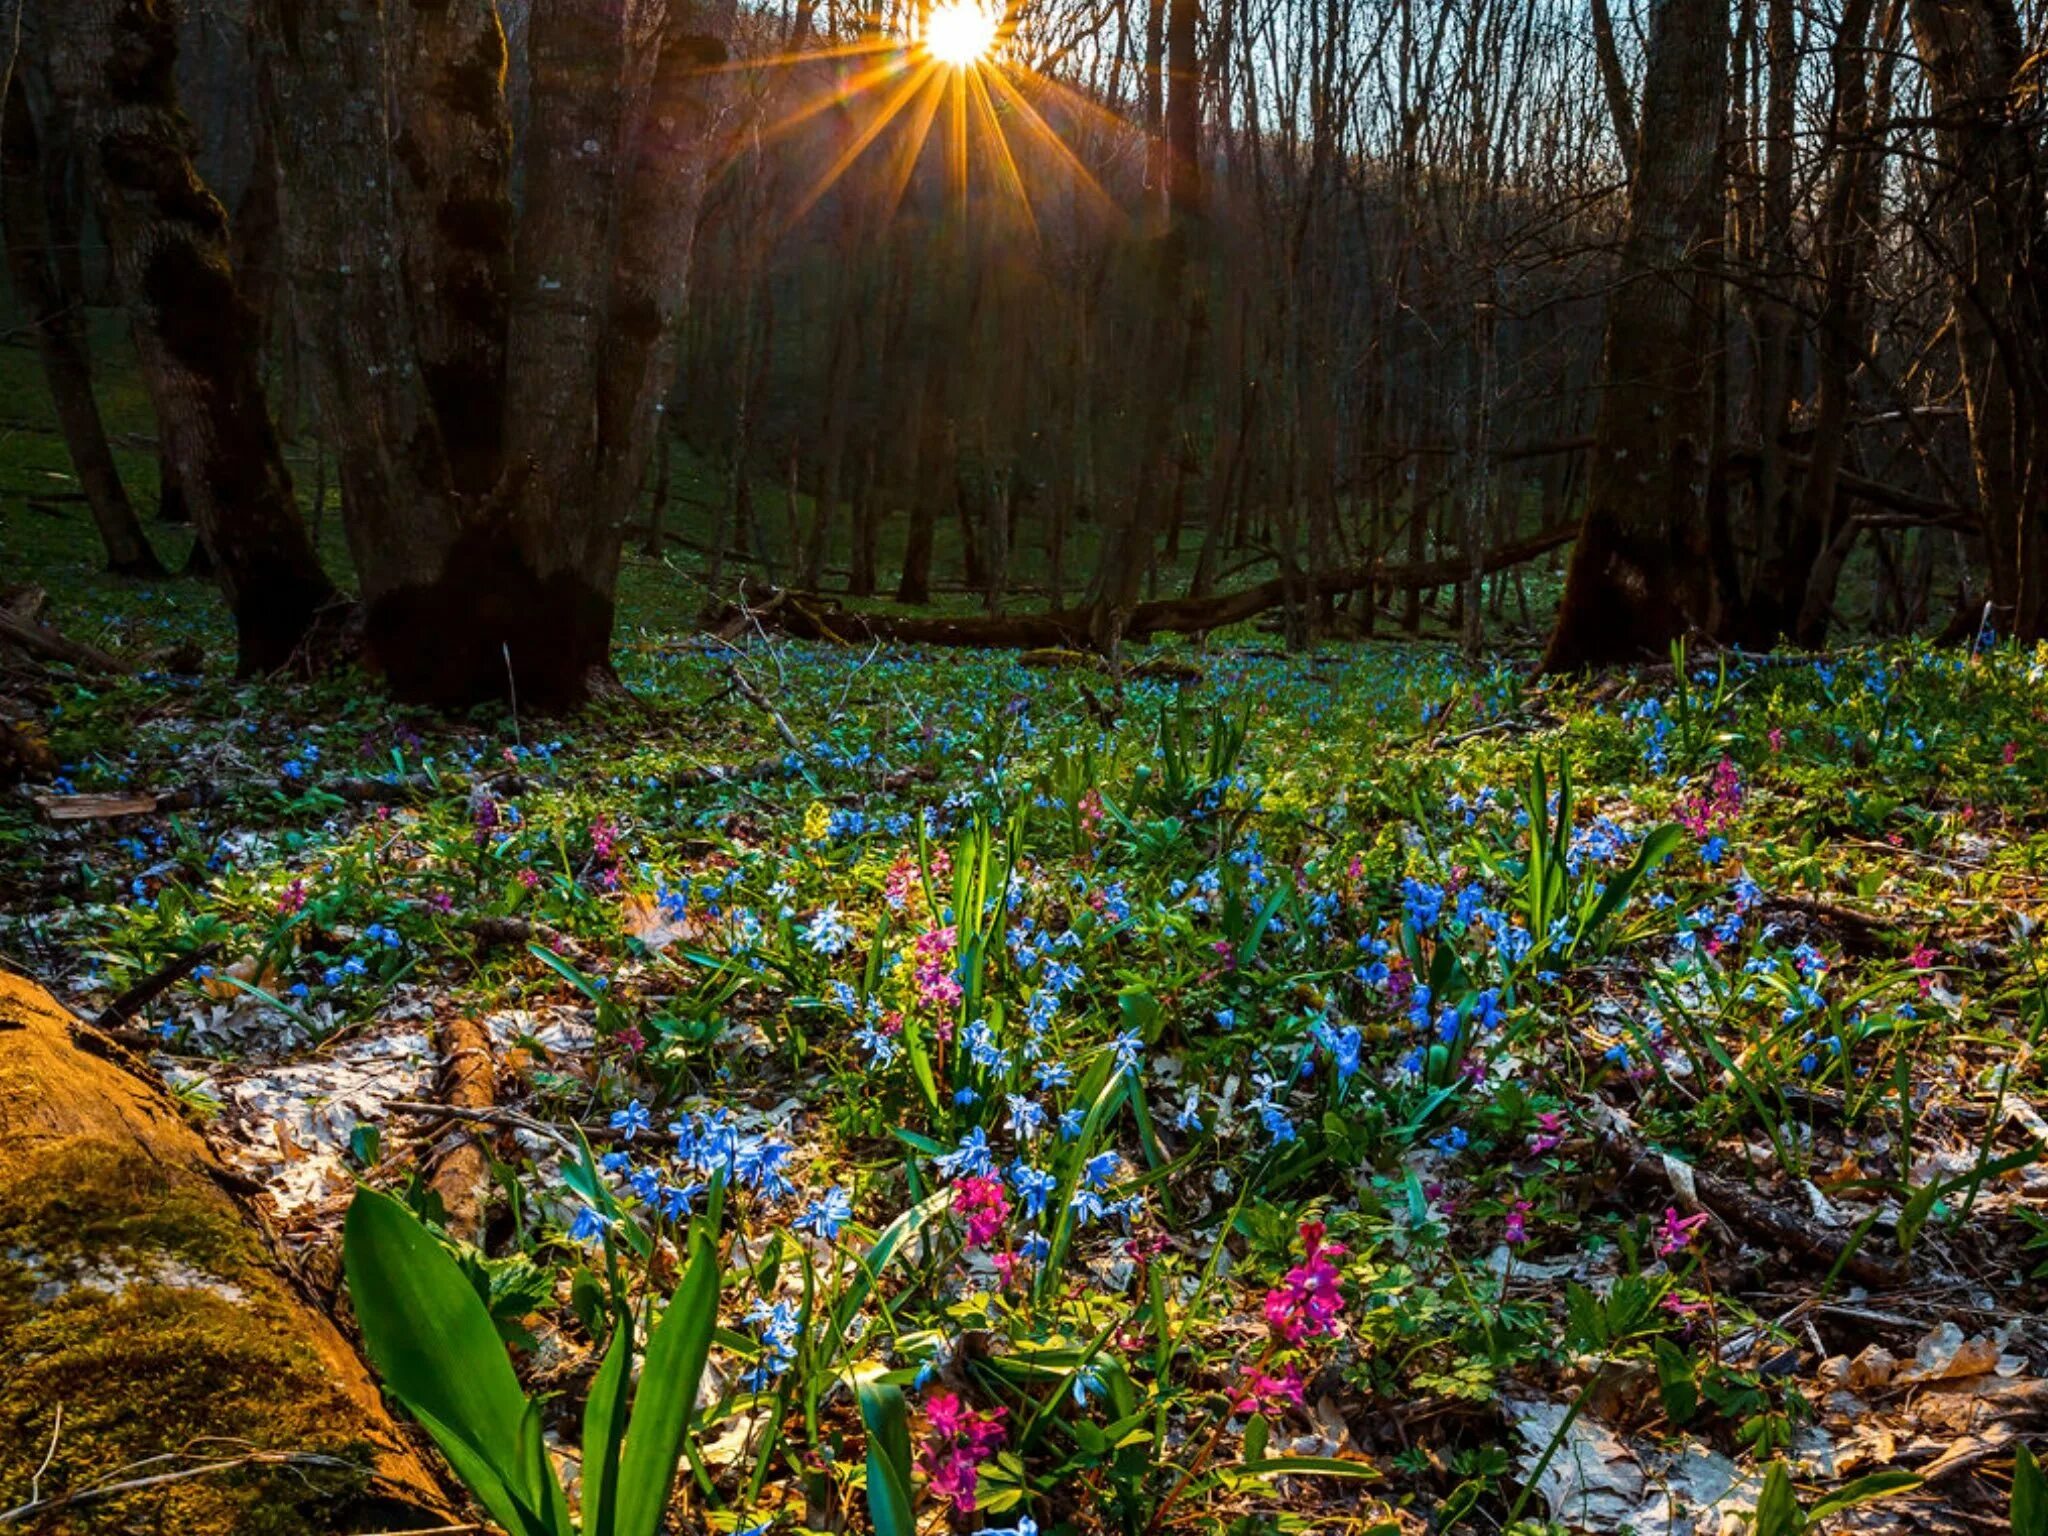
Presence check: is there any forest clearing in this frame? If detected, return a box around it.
[5,0,2048,1531]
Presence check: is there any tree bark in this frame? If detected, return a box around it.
[262,0,731,709]
[0,970,455,1532]
[1906,0,2048,640]
[1542,0,1726,670]
[43,0,336,672]
[1,73,161,576]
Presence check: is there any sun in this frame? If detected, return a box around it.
[921,0,1000,67]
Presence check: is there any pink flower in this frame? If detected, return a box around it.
[883,856,921,910]
[952,1175,1011,1248]
[1528,1111,1566,1155]
[276,879,307,915]
[1677,758,1744,835]
[1768,727,1785,753]
[1232,1364,1306,1414]
[918,1392,1006,1511]
[1263,1221,1347,1343]
[1656,1206,1709,1257]
[2005,741,2020,766]
[1504,1198,1533,1246]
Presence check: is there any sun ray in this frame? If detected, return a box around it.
[965,65,1035,237]
[786,55,947,226]
[693,35,902,76]
[982,65,1122,222]
[873,64,951,224]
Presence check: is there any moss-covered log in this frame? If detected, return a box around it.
[0,971,456,1533]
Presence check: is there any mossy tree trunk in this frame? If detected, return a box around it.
[40,0,338,673]
[0,971,455,1533]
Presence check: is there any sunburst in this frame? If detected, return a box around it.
[704,0,1122,240]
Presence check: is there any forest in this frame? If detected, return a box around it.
[1,0,2047,1531]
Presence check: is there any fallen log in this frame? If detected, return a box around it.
[424,1016,496,1248]
[0,970,457,1533]
[0,608,130,674]
[715,521,1579,651]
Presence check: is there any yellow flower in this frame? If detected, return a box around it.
[804,802,832,843]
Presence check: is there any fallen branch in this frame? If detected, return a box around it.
[713,521,1580,652]
[293,771,533,805]
[92,942,220,1034]
[385,1099,623,1150]
[1592,1109,1907,1288]
[0,607,131,674]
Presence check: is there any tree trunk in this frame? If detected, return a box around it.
[1,74,161,576]
[262,0,731,708]
[1542,0,1726,671]
[0,971,455,1532]
[1906,0,2048,640]
[44,0,336,672]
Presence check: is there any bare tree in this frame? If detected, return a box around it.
[1,72,161,575]
[40,0,338,671]
[1542,0,1725,670]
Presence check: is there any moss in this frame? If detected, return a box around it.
[0,1143,385,1533]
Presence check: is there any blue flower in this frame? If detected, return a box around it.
[568,1205,611,1245]
[935,1127,994,1179]
[610,1099,652,1140]
[796,1186,854,1241]
[802,904,855,956]
[1082,1151,1120,1189]
[1011,1163,1057,1220]
[1402,878,1446,931]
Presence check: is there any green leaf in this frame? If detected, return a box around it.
[2015,1444,2047,1536]
[343,1188,568,1536]
[1652,1338,1698,1425]
[1804,1470,1922,1523]
[1753,1461,1801,1536]
[614,1213,724,1536]
[857,1376,918,1536]
[1236,1455,1381,1480]
[580,1310,635,1536]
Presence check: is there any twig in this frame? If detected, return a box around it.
[383,1099,619,1151]
[28,1406,60,1508]
[727,663,805,755]
[91,943,220,1034]
[0,1452,359,1525]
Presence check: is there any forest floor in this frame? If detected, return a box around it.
[5,498,2048,1535]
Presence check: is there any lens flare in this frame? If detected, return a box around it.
[922,1,1000,66]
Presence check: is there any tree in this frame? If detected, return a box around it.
[1907,0,2048,640]
[40,0,339,672]
[1,71,161,576]
[257,0,735,709]
[1541,0,1726,671]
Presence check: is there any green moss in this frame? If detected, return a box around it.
[0,1143,385,1533]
